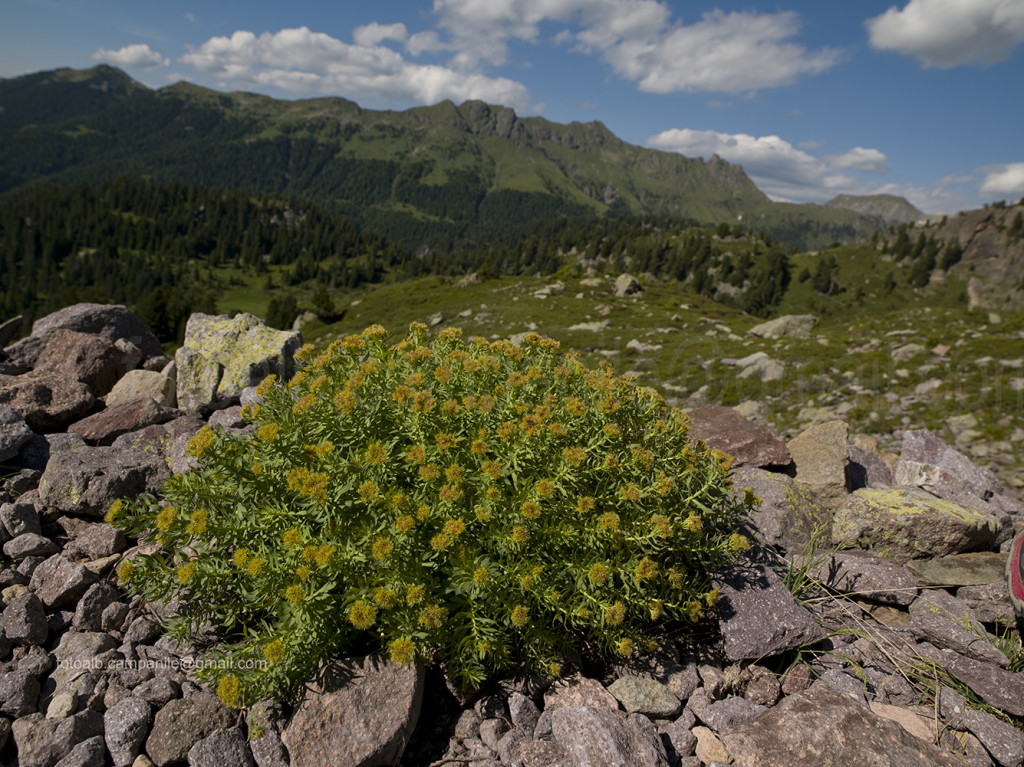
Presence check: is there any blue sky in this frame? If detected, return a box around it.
[3,0,1023,213]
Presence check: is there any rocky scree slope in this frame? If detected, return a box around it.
[0,303,1024,766]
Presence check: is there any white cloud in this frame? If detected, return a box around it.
[979,163,1024,199]
[646,128,889,202]
[429,0,839,92]
[353,22,408,48]
[92,44,170,70]
[179,26,534,112]
[866,0,1024,67]
[828,147,890,173]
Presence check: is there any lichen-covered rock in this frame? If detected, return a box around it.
[612,273,642,297]
[37,445,168,517]
[175,312,301,411]
[106,369,176,408]
[606,676,681,718]
[831,487,1001,564]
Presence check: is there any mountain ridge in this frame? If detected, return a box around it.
[1,65,897,249]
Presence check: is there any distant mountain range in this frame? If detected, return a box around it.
[0,65,919,249]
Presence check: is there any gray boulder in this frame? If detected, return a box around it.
[145,693,235,767]
[550,706,670,767]
[0,403,34,461]
[0,373,95,431]
[38,445,168,517]
[29,555,96,609]
[8,303,161,365]
[282,655,425,767]
[613,273,642,297]
[175,312,301,411]
[1,592,48,645]
[895,429,1007,508]
[10,710,104,767]
[188,726,256,767]
[107,369,176,408]
[747,314,817,339]
[787,420,850,510]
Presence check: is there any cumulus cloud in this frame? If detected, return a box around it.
[646,128,890,202]
[429,0,839,92]
[92,43,170,70]
[980,163,1024,199]
[353,22,408,48]
[866,0,1024,67]
[179,26,534,112]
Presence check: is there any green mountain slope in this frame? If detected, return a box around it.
[1,65,885,249]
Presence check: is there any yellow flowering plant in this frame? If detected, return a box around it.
[110,323,752,707]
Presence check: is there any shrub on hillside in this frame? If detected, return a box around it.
[109,324,752,707]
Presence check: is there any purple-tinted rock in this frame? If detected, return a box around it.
[848,444,894,489]
[52,735,106,767]
[712,556,826,662]
[731,467,829,555]
[16,303,161,362]
[33,329,132,397]
[281,655,425,767]
[62,521,127,561]
[72,581,122,633]
[29,555,96,609]
[813,549,918,606]
[895,429,1005,507]
[68,396,176,445]
[943,650,1024,717]
[0,501,41,538]
[721,687,963,767]
[958,582,1014,625]
[0,373,95,431]
[700,696,768,732]
[960,709,1024,767]
[145,692,235,767]
[685,405,792,468]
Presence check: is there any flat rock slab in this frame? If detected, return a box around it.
[282,655,424,767]
[68,397,177,446]
[831,487,1000,565]
[720,687,963,767]
[905,552,1007,587]
[712,555,826,662]
[685,406,791,468]
[813,549,918,606]
[748,314,817,339]
[544,673,621,710]
[942,651,1024,717]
